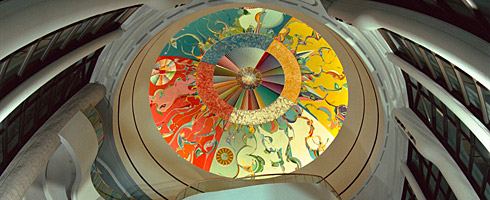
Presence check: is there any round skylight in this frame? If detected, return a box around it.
[149,7,348,178]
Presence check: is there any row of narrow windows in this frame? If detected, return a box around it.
[0,48,102,173]
[402,143,457,200]
[403,71,490,199]
[380,29,490,199]
[0,5,141,174]
[380,29,490,130]
[371,0,490,43]
[0,6,140,99]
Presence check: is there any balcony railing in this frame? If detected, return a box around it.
[84,106,136,200]
[175,173,340,200]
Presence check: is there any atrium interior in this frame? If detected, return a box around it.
[0,0,488,199]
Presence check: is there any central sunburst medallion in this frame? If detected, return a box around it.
[236,67,262,90]
[149,7,348,178]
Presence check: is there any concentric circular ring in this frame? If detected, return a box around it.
[197,34,301,125]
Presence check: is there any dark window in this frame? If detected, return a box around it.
[0,48,103,173]
[401,179,418,200]
[53,26,76,51]
[460,71,484,118]
[403,72,490,199]
[0,5,141,100]
[369,0,490,43]
[407,143,456,199]
[1,45,31,85]
[0,6,142,172]
[423,49,445,84]
[380,29,490,131]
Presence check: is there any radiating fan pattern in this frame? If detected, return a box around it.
[149,7,348,178]
[213,48,285,110]
[150,59,176,86]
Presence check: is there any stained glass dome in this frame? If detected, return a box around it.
[149,7,348,178]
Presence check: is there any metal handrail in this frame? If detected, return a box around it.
[175,173,341,200]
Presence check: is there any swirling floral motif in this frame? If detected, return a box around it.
[276,17,348,137]
[149,56,226,171]
[149,7,347,178]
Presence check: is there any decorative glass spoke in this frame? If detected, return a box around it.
[253,89,266,108]
[249,90,260,110]
[214,65,238,76]
[214,80,236,94]
[226,87,243,107]
[217,56,240,72]
[261,81,284,95]
[219,85,240,100]
[255,52,282,73]
[213,75,237,83]
[241,90,250,110]
[262,74,285,85]
[224,47,265,69]
[261,67,284,76]
[255,85,280,106]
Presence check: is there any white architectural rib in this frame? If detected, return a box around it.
[0,29,122,123]
[328,0,490,91]
[393,108,479,200]
[388,53,490,151]
[400,163,426,200]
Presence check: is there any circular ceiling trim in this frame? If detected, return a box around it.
[148,7,349,178]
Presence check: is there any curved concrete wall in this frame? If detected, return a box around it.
[58,112,100,200]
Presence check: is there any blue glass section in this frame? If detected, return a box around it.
[201,33,273,65]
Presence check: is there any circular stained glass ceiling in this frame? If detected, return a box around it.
[149,7,348,178]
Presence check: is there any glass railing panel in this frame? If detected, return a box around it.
[437,57,462,98]
[85,105,137,200]
[460,71,482,111]
[53,26,76,51]
[422,48,445,84]
[31,34,55,63]
[175,173,340,200]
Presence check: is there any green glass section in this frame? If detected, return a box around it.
[255,85,279,106]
